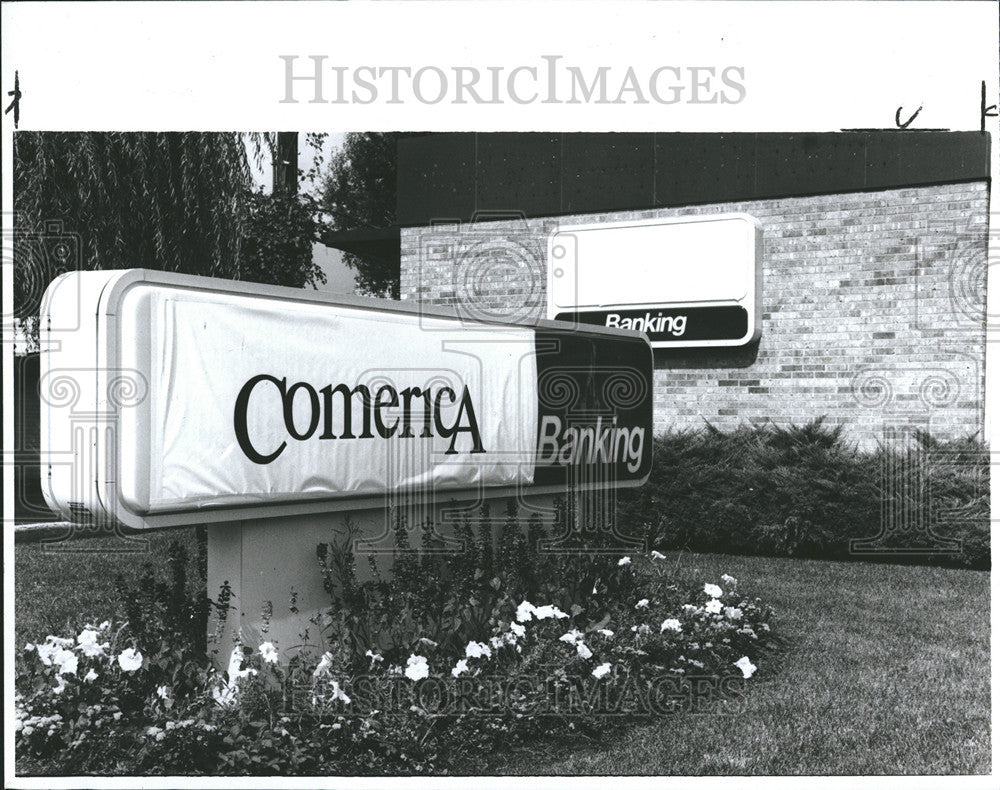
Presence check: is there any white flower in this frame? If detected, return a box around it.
[213,680,238,707]
[597,628,614,638]
[418,637,438,648]
[556,627,596,658]
[76,628,108,657]
[592,662,612,679]
[630,623,651,635]
[651,550,667,560]
[465,640,493,659]
[117,647,143,673]
[734,656,757,678]
[532,604,568,620]
[259,642,279,665]
[365,649,384,665]
[721,574,737,586]
[704,583,723,598]
[515,600,536,622]
[509,622,526,638]
[682,604,699,613]
[83,668,98,683]
[618,556,631,566]
[404,654,429,681]
[724,606,744,620]
[226,647,256,681]
[660,618,682,633]
[156,685,170,700]
[146,725,166,742]
[452,659,469,677]
[705,598,723,615]
[52,675,68,695]
[489,635,505,650]
[329,679,352,704]
[35,641,59,666]
[635,598,650,609]
[53,649,78,675]
[314,652,334,677]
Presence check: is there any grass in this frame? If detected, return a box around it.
[14,527,202,658]
[493,551,991,775]
[15,535,990,775]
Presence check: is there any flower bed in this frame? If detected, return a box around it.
[16,548,776,776]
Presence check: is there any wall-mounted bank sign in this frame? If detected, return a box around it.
[40,270,652,530]
[547,214,763,348]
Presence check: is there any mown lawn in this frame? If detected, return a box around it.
[14,527,203,656]
[493,551,990,775]
[14,534,990,775]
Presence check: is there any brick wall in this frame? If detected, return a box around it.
[400,182,989,449]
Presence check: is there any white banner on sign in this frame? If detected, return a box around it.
[117,287,538,513]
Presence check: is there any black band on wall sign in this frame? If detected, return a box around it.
[554,306,749,344]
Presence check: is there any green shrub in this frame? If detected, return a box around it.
[619,419,989,569]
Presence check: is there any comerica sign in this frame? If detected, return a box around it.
[39,270,653,530]
[233,377,486,463]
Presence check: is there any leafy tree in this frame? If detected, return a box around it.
[13,132,325,334]
[318,132,399,298]
[238,189,321,289]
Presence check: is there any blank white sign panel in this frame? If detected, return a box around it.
[550,215,756,308]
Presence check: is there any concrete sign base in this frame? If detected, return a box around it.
[206,492,561,663]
